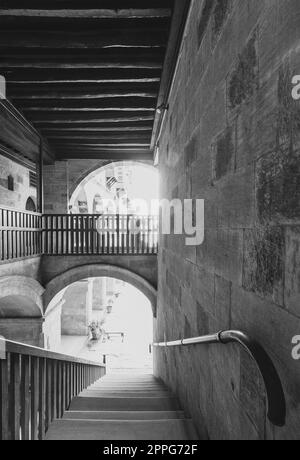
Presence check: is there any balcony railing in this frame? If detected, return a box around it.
[0,207,159,261]
[0,338,105,440]
[0,206,42,261]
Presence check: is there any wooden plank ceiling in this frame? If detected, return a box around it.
[0,0,181,162]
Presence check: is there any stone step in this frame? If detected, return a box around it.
[86,385,167,391]
[64,411,186,421]
[45,419,198,441]
[69,396,181,412]
[79,390,172,398]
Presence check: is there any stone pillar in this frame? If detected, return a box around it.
[61,281,89,336]
[92,278,107,311]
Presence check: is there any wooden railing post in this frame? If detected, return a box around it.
[0,357,9,440]
[38,357,46,440]
[57,361,62,418]
[30,356,39,440]
[21,355,30,440]
[10,353,21,440]
[45,359,52,431]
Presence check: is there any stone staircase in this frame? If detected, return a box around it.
[45,374,198,440]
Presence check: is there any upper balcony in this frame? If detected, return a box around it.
[0,206,159,262]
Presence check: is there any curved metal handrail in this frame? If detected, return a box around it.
[152,330,286,427]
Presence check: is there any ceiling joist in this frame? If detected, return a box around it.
[0,1,191,162]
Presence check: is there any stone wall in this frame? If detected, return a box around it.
[154,0,300,440]
[44,160,111,213]
[0,318,44,347]
[0,154,37,210]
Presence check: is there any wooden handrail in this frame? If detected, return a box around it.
[0,337,105,440]
[152,330,286,428]
[0,338,105,366]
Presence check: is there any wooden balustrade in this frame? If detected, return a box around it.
[0,206,42,261]
[0,338,105,440]
[0,208,159,261]
[42,214,159,255]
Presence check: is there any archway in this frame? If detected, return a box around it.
[25,196,37,212]
[69,161,159,215]
[43,264,157,318]
[0,276,44,346]
[43,276,153,372]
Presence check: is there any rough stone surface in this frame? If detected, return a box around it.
[0,155,37,210]
[154,0,300,440]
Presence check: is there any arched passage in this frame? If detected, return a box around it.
[69,160,156,201]
[0,276,44,317]
[43,264,157,318]
[0,277,45,346]
[69,161,159,215]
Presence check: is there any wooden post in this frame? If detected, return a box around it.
[10,353,21,440]
[0,358,9,440]
[30,357,39,440]
[20,355,30,440]
[51,361,57,421]
[38,357,46,440]
[45,359,52,431]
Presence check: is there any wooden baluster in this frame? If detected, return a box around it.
[66,215,70,255]
[45,359,52,431]
[62,362,66,413]
[60,216,64,255]
[101,217,105,255]
[107,216,111,254]
[76,216,79,254]
[20,355,30,440]
[30,356,39,440]
[10,353,21,440]
[0,357,9,440]
[51,361,57,421]
[70,215,74,254]
[70,363,74,401]
[55,216,59,255]
[57,362,62,418]
[66,362,70,409]
[148,216,151,254]
[38,357,46,440]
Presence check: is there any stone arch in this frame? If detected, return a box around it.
[43,264,157,318]
[25,196,37,212]
[69,160,155,201]
[0,276,44,317]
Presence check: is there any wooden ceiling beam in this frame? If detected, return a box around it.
[55,149,154,161]
[17,97,156,111]
[0,29,168,48]
[46,133,152,140]
[0,1,174,10]
[0,57,163,69]
[2,68,161,83]
[52,142,151,148]
[0,9,172,19]
[38,121,154,131]
[40,126,153,134]
[26,112,155,123]
[7,83,159,99]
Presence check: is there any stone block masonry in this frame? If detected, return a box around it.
[154,0,300,440]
